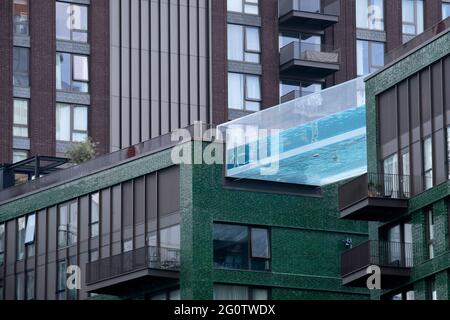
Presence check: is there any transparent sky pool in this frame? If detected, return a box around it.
[219,77,367,187]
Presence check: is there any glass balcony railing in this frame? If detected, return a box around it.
[280,41,340,66]
[279,0,341,18]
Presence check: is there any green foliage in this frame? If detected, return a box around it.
[65,137,98,164]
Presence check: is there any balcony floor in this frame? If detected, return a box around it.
[340,197,408,221]
[280,59,339,81]
[279,11,339,32]
[342,266,411,289]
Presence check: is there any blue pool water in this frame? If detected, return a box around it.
[226,105,368,186]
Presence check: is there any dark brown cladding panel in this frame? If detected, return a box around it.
[424,0,443,29]
[211,0,228,125]
[0,1,13,164]
[260,0,280,109]
[29,0,56,157]
[90,0,110,156]
[385,0,402,52]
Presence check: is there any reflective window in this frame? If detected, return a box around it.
[56,260,67,300]
[279,32,321,52]
[402,0,424,36]
[357,40,385,76]
[26,270,35,300]
[25,214,35,258]
[279,80,322,100]
[423,137,433,189]
[13,99,28,138]
[13,47,29,87]
[16,273,25,300]
[213,285,269,300]
[160,225,181,250]
[228,73,261,112]
[56,53,89,93]
[17,217,26,261]
[12,150,28,164]
[447,126,450,179]
[213,224,270,271]
[0,224,5,267]
[426,209,434,260]
[56,2,88,42]
[227,0,259,15]
[13,0,29,35]
[58,201,78,248]
[56,103,88,142]
[444,2,450,19]
[90,193,100,238]
[356,0,384,30]
[228,24,260,63]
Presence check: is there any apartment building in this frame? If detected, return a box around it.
[338,18,450,300]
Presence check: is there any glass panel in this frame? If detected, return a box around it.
[56,104,71,141]
[26,270,35,300]
[370,41,385,70]
[13,150,28,164]
[228,73,244,110]
[56,2,88,42]
[73,55,89,81]
[13,99,28,138]
[91,193,99,238]
[69,202,78,245]
[227,0,243,13]
[245,27,260,52]
[213,224,249,270]
[383,153,399,197]
[0,224,5,256]
[228,24,243,61]
[56,53,71,91]
[13,47,29,87]
[406,290,415,300]
[444,3,450,19]
[160,225,180,249]
[16,273,25,300]
[214,285,249,300]
[169,289,181,300]
[73,106,88,131]
[357,40,369,76]
[251,228,269,258]
[58,204,68,247]
[123,239,133,252]
[428,211,434,259]
[56,2,71,40]
[246,75,261,100]
[388,225,401,264]
[252,288,269,300]
[24,214,35,245]
[57,260,67,298]
[17,217,26,260]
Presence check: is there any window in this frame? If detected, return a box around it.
[147,288,181,300]
[447,126,450,179]
[58,201,78,248]
[402,0,424,36]
[90,249,99,262]
[356,0,384,30]
[56,52,89,93]
[279,32,322,52]
[0,223,5,267]
[123,239,133,252]
[56,103,88,142]
[228,24,260,63]
[13,47,29,87]
[17,217,26,261]
[227,0,259,15]
[279,81,322,99]
[16,273,25,300]
[56,260,67,300]
[26,270,35,300]
[13,0,29,35]
[423,137,433,189]
[213,223,270,271]
[401,148,410,196]
[25,214,35,258]
[160,224,181,250]
[213,285,269,300]
[444,2,450,19]
[56,2,88,42]
[90,193,100,238]
[228,73,261,112]
[426,209,435,260]
[389,288,415,300]
[383,153,399,197]
[13,99,28,138]
[357,40,385,76]
[426,276,437,300]
[13,150,28,164]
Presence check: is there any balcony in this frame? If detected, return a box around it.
[279,0,340,32]
[280,41,340,81]
[339,173,410,221]
[341,241,412,288]
[86,246,180,295]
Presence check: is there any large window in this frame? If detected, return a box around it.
[13,99,28,138]
[213,285,269,300]
[357,40,385,76]
[56,260,67,300]
[56,103,88,142]
[13,47,29,87]
[280,81,322,99]
[213,223,270,271]
[0,223,5,267]
[58,201,78,248]
[90,193,100,238]
[17,217,26,261]
[425,209,435,260]
[444,2,450,19]
[228,73,261,112]
[228,24,260,63]
[16,273,25,300]
[423,137,433,190]
[16,214,36,261]
[56,53,89,93]
[56,2,88,42]
[227,0,259,15]
[13,0,29,35]
[356,0,384,30]
[26,270,35,300]
[402,0,424,36]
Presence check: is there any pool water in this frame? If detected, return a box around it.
[226,105,367,186]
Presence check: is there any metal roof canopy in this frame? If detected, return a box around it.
[4,155,69,177]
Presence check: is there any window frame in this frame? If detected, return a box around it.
[356,39,385,76]
[13,0,29,36]
[227,0,259,15]
[56,103,89,143]
[425,208,435,260]
[227,24,261,64]
[228,72,262,112]
[90,192,100,239]
[356,0,385,31]
[13,46,30,88]
[0,223,5,267]
[423,136,433,190]
[213,284,271,300]
[58,200,78,249]
[56,1,89,43]
[13,99,29,138]
[402,0,424,36]
[56,52,90,93]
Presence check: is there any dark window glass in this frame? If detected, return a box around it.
[56,260,67,300]
[13,47,29,87]
[26,270,35,300]
[213,224,270,271]
[16,273,25,300]
[13,0,29,35]
[56,2,88,42]
[58,201,78,248]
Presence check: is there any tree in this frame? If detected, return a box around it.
[65,137,98,164]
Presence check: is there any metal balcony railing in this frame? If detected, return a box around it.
[338,173,411,211]
[341,240,413,277]
[280,41,340,66]
[86,246,181,285]
[279,0,340,18]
